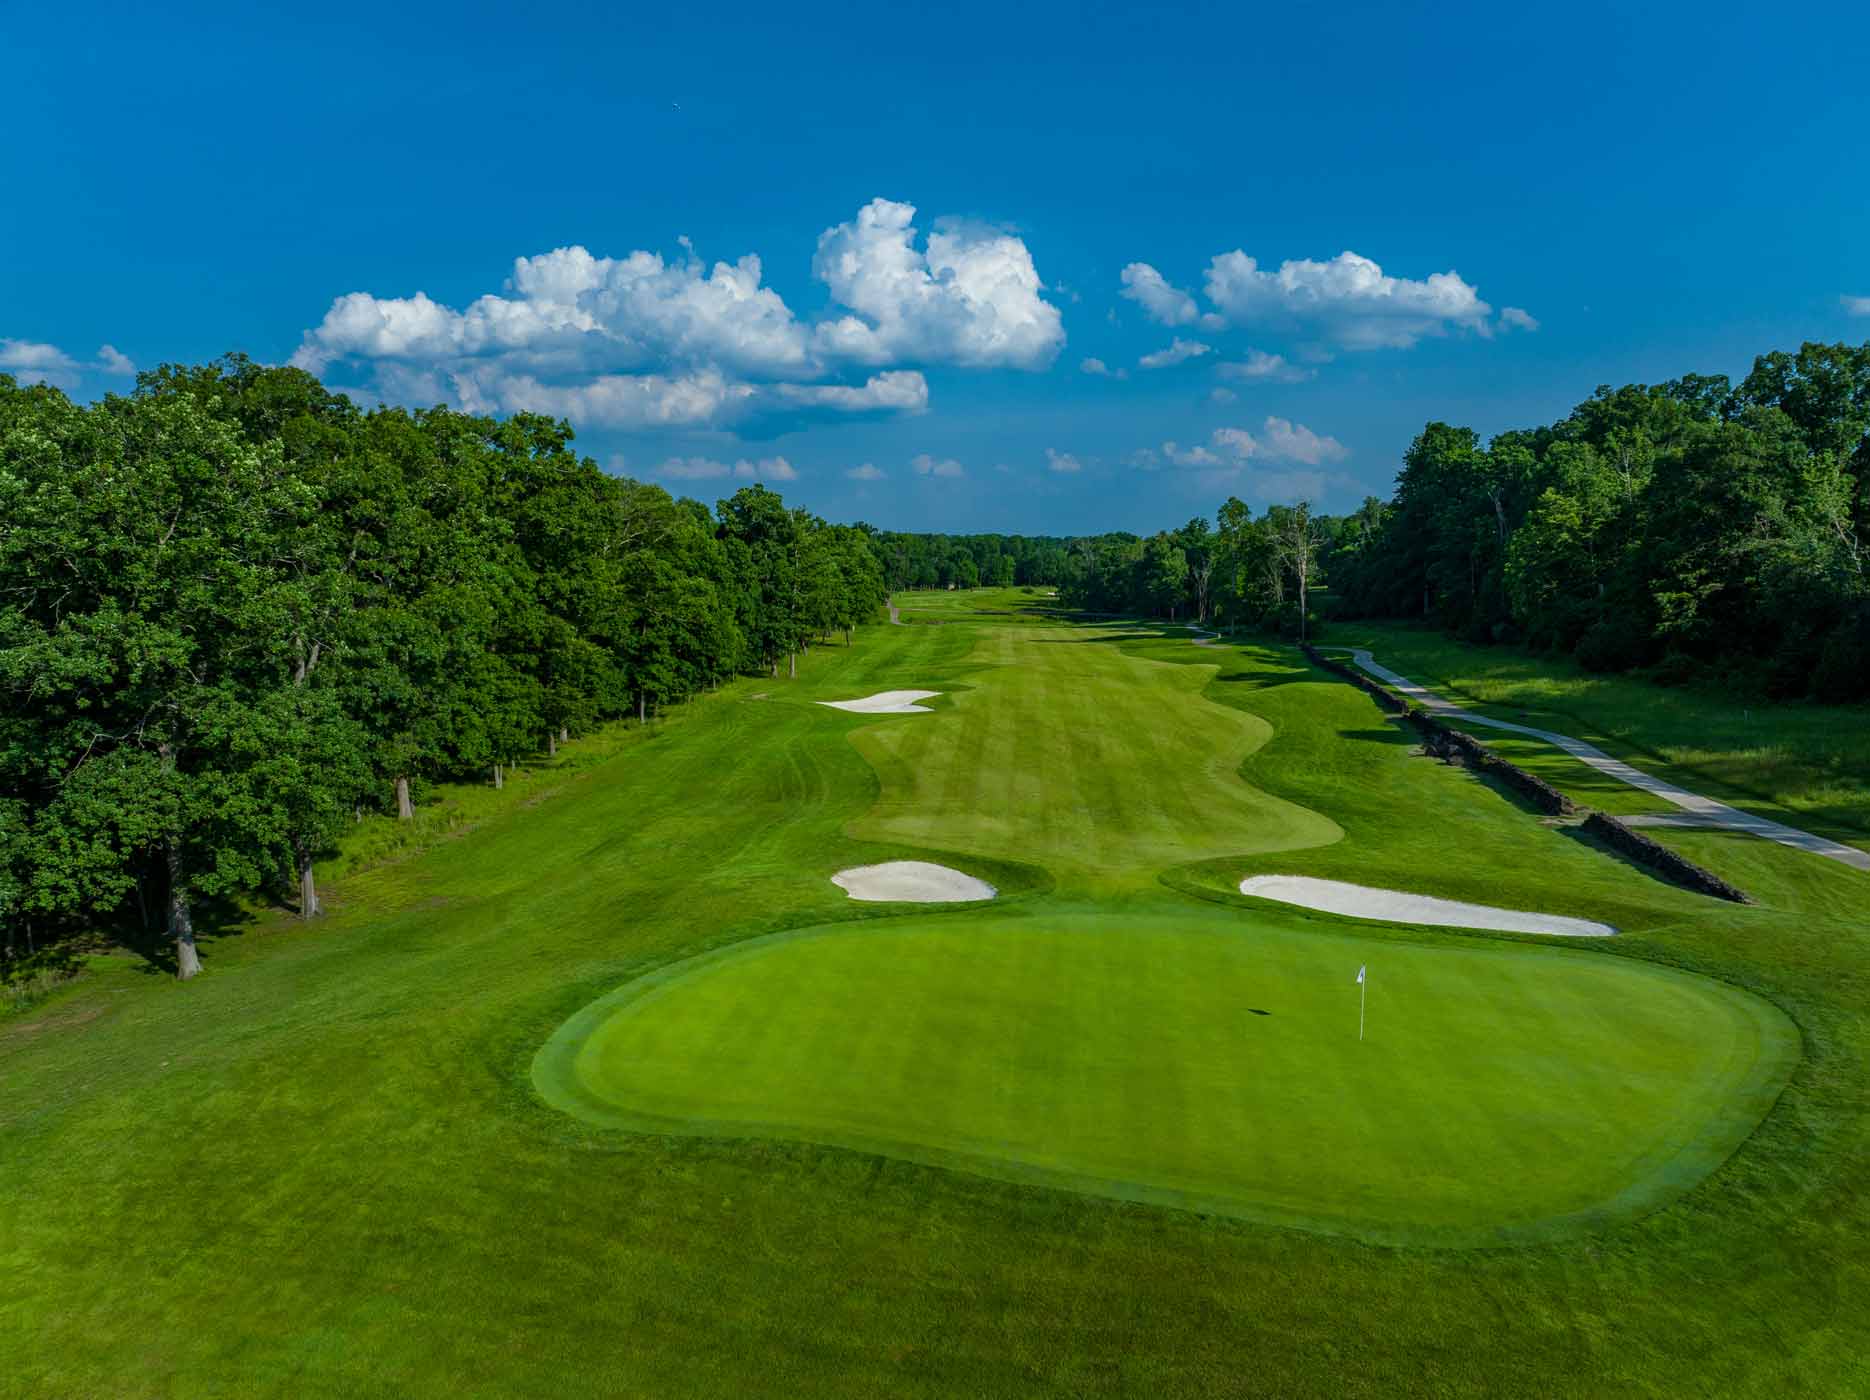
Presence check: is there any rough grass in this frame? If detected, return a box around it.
[1332,619,1870,850]
[2,605,1868,1397]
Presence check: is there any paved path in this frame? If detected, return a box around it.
[1185,625,1220,648]
[1329,648,1870,873]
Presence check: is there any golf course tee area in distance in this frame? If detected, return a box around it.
[12,586,1870,1398]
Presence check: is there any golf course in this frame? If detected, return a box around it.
[5,588,1865,1396]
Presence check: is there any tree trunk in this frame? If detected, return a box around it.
[166,842,201,980]
[492,763,504,790]
[789,652,797,679]
[844,627,852,646]
[395,775,414,821]
[638,693,647,723]
[295,836,320,920]
[547,731,557,757]
[559,726,569,745]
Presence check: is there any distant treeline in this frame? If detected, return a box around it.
[872,532,1073,590]
[1334,340,1868,700]
[1020,340,1870,702]
[1,356,885,978]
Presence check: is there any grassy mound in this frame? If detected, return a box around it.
[538,903,1792,1246]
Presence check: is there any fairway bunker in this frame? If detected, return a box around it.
[1239,875,1615,938]
[831,861,996,902]
[817,690,940,714]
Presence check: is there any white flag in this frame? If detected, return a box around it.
[1355,965,1366,985]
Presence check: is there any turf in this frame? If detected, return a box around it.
[848,619,1339,885]
[1330,618,1870,851]
[539,904,1792,1246]
[3,588,1868,1397]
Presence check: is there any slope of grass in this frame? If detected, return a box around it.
[1,612,1867,1398]
[540,902,1792,1246]
[1332,619,1870,849]
[849,621,1338,887]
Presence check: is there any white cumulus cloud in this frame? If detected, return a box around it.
[1080,356,1128,379]
[1258,415,1348,464]
[1499,306,1540,332]
[911,453,965,478]
[1201,249,1492,349]
[1215,349,1312,383]
[1045,448,1083,473]
[657,454,798,483]
[1842,295,1870,317]
[1147,416,1347,472]
[1138,338,1211,370]
[811,199,1063,369]
[1119,263,1217,327]
[0,339,137,390]
[845,462,885,481]
[1160,440,1224,467]
[289,197,1054,434]
[770,371,929,414]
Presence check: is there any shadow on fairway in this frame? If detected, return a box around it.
[1335,725,1415,747]
[118,892,257,977]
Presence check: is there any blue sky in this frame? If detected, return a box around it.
[4,0,1867,534]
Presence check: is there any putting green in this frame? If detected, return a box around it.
[536,903,1796,1246]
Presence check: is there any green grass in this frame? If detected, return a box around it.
[3,607,1869,1397]
[850,620,1337,885]
[539,903,1792,1247]
[1331,619,1870,849]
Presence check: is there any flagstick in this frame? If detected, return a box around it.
[1359,976,1366,1042]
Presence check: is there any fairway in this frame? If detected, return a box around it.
[848,621,1341,879]
[537,905,1793,1245]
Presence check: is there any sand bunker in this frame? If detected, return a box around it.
[1239,875,1614,938]
[832,861,997,902]
[817,690,940,714]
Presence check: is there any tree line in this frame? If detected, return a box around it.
[1048,339,1867,702]
[1,356,885,979]
[872,531,1071,591]
[1054,504,1335,637]
[1332,340,1868,699]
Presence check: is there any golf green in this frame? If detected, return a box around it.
[535,903,1795,1246]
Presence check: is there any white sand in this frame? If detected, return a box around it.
[832,861,997,902]
[816,690,940,714]
[1239,875,1615,938]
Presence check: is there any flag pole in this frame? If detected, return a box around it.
[1359,975,1366,1042]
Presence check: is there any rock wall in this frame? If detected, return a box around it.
[1301,645,1752,903]
[1580,812,1755,904]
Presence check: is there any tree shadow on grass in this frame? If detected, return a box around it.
[118,892,257,977]
[1337,725,1415,748]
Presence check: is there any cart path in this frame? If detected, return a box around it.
[1330,648,1870,872]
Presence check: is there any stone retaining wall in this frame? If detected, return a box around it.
[1580,812,1755,904]
[1301,646,1575,816]
[1301,644,1752,903]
